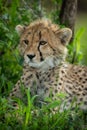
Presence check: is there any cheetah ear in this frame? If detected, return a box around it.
[56,28,72,45]
[15,25,25,35]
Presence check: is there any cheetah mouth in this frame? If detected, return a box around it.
[25,56,62,70]
[25,57,55,69]
[29,61,45,68]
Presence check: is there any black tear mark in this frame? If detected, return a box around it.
[38,44,44,62]
[38,31,44,61]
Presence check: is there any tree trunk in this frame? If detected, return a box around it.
[59,0,77,42]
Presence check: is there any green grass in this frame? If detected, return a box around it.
[76,12,87,65]
[0,90,87,130]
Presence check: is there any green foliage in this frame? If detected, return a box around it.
[67,28,85,64]
[49,0,62,24]
[76,13,87,65]
[0,91,86,130]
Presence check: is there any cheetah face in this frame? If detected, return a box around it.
[16,20,72,69]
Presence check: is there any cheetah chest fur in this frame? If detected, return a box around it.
[10,63,87,110]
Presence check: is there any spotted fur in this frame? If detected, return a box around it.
[10,19,87,111]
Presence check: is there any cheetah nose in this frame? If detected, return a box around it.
[27,54,35,60]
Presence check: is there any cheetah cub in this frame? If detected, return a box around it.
[10,19,87,111]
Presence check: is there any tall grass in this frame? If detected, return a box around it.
[76,13,87,65]
[0,89,86,130]
[67,28,85,64]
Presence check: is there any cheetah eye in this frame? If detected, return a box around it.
[23,40,29,45]
[40,40,47,45]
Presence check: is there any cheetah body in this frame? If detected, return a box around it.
[10,19,87,110]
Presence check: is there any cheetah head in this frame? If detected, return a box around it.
[16,19,72,70]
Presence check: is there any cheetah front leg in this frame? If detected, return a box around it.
[9,70,37,100]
